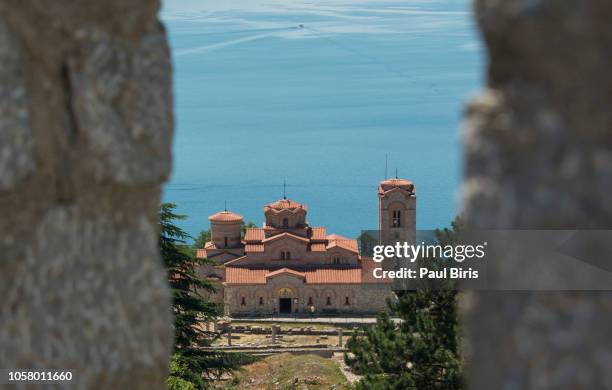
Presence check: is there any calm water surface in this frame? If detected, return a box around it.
[160,0,484,240]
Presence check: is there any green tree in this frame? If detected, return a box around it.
[241,221,257,238]
[346,218,464,390]
[357,231,378,257]
[160,203,252,389]
[194,229,211,250]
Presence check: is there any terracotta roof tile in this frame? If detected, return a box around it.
[310,243,327,252]
[265,268,306,279]
[262,232,309,243]
[361,257,393,284]
[310,227,327,240]
[264,198,307,212]
[326,234,359,253]
[244,228,265,242]
[225,267,268,284]
[208,210,243,222]
[245,244,265,252]
[225,267,367,285]
[379,178,415,194]
[196,249,207,259]
[305,268,361,284]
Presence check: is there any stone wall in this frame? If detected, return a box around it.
[226,281,391,316]
[0,1,173,388]
[462,0,612,388]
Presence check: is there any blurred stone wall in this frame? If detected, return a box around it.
[0,1,173,388]
[462,0,612,388]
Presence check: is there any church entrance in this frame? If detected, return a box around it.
[279,298,292,314]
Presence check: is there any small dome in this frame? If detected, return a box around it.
[208,210,243,222]
[379,178,415,193]
[264,198,307,211]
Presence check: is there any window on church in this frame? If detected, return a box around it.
[308,297,313,305]
[326,297,331,306]
[224,236,228,247]
[282,218,289,228]
[333,256,341,264]
[392,210,401,227]
[286,251,291,260]
[259,297,263,305]
[280,252,285,260]
[241,297,246,306]
[345,296,350,305]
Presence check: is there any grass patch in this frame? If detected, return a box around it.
[223,353,349,389]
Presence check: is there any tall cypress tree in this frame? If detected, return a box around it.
[346,218,464,390]
[160,203,252,389]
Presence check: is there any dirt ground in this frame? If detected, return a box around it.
[219,353,349,390]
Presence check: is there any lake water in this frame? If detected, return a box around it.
[160,0,484,240]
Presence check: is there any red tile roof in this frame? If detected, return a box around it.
[225,267,268,284]
[196,248,206,259]
[262,232,309,243]
[265,268,306,279]
[360,257,392,284]
[224,266,377,285]
[244,228,265,242]
[245,244,264,252]
[326,234,359,253]
[310,227,327,240]
[310,243,327,252]
[208,210,243,222]
[379,178,415,194]
[306,268,361,284]
[264,198,307,212]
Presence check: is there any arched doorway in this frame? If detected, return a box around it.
[278,287,293,314]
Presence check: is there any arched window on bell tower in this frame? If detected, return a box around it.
[282,218,289,228]
[392,210,401,227]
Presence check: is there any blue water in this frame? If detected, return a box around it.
[160,0,484,241]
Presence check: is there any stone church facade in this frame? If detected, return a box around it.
[197,178,416,316]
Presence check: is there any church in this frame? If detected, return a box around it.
[197,178,416,316]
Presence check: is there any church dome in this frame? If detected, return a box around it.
[264,198,307,212]
[208,210,243,222]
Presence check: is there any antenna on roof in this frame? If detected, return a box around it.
[224,200,227,211]
[283,180,287,199]
[395,168,398,179]
[385,153,388,179]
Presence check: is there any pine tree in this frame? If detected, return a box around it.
[346,218,464,390]
[160,203,252,389]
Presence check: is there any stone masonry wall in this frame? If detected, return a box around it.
[0,1,173,389]
[462,1,612,388]
[226,281,391,316]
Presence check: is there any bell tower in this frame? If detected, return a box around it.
[378,178,416,245]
